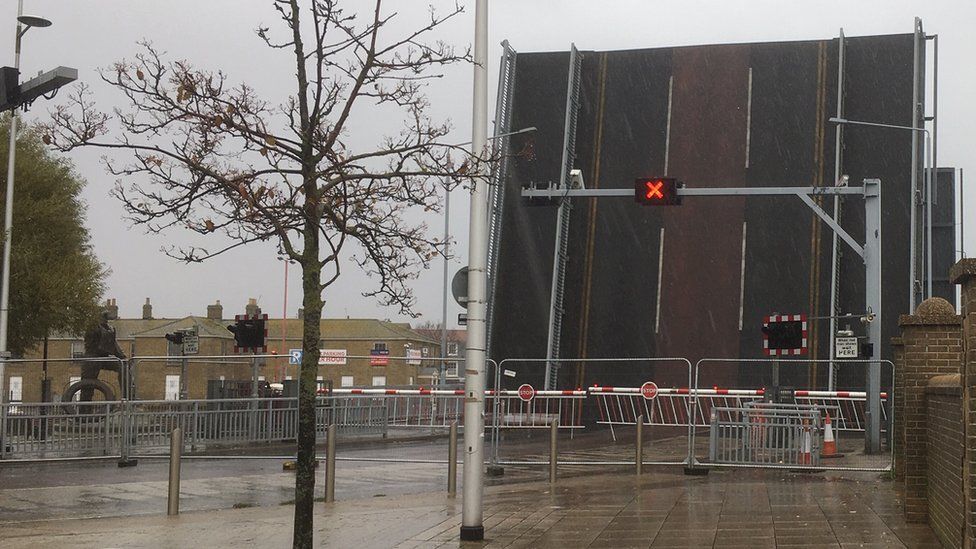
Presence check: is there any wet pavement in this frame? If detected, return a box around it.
[0,466,940,548]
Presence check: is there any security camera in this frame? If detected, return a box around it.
[569,169,585,189]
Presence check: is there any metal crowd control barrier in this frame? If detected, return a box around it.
[691,358,896,472]
[793,390,889,432]
[317,387,586,430]
[589,386,884,433]
[707,404,822,467]
[589,387,765,436]
[490,357,693,468]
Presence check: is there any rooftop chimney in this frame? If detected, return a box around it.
[142,298,153,320]
[207,300,223,320]
[105,298,119,320]
[245,298,261,317]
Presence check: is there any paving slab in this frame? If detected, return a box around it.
[0,466,942,548]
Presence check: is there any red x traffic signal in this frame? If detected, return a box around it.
[635,178,681,205]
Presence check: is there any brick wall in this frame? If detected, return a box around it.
[925,375,964,549]
[949,259,976,546]
[891,336,905,480]
[895,302,963,522]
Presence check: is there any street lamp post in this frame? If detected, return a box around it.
[460,0,488,541]
[828,117,934,304]
[0,2,52,398]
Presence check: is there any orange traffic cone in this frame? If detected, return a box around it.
[821,411,843,459]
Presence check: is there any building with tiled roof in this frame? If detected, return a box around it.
[3,298,441,402]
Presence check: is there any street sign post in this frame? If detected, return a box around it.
[517,384,535,402]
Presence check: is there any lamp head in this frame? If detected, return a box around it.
[18,16,52,29]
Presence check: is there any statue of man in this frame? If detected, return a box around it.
[79,311,127,401]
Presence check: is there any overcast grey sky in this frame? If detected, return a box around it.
[1,1,972,326]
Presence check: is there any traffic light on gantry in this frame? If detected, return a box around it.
[635,178,681,205]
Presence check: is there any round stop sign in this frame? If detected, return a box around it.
[517,383,535,402]
[640,381,659,400]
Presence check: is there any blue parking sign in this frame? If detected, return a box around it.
[289,349,303,365]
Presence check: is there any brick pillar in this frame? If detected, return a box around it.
[891,336,905,480]
[949,259,976,546]
[897,298,962,523]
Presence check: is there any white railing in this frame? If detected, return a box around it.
[589,386,765,427]
[318,388,586,429]
[588,386,887,432]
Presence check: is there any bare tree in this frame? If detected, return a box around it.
[43,1,479,546]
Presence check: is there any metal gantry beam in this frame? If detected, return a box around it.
[522,185,867,198]
[522,179,884,452]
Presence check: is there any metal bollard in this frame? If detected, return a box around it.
[635,415,644,475]
[325,423,336,503]
[448,421,457,496]
[167,427,183,516]
[708,410,719,462]
[549,419,558,484]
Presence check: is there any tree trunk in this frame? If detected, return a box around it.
[293,237,322,548]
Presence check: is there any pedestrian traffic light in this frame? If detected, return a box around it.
[0,67,19,111]
[635,178,681,205]
[761,314,808,356]
[227,315,267,352]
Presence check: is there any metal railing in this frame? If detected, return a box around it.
[589,386,886,432]
[0,397,386,460]
[318,387,585,430]
[590,387,765,430]
[0,356,895,473]
[707,404,823,467]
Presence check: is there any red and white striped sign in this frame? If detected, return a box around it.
[762,313,808,356]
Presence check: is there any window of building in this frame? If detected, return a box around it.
[285,376,292,381]
[8,376,22,402]
[421,347,429,357]
[341,376,354,387]
[371,376,386,387]
[446,362,459,378]
[164,375,180,401]
[70,341,85,359]
[447,342,459,357]
[373,342,388,352]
